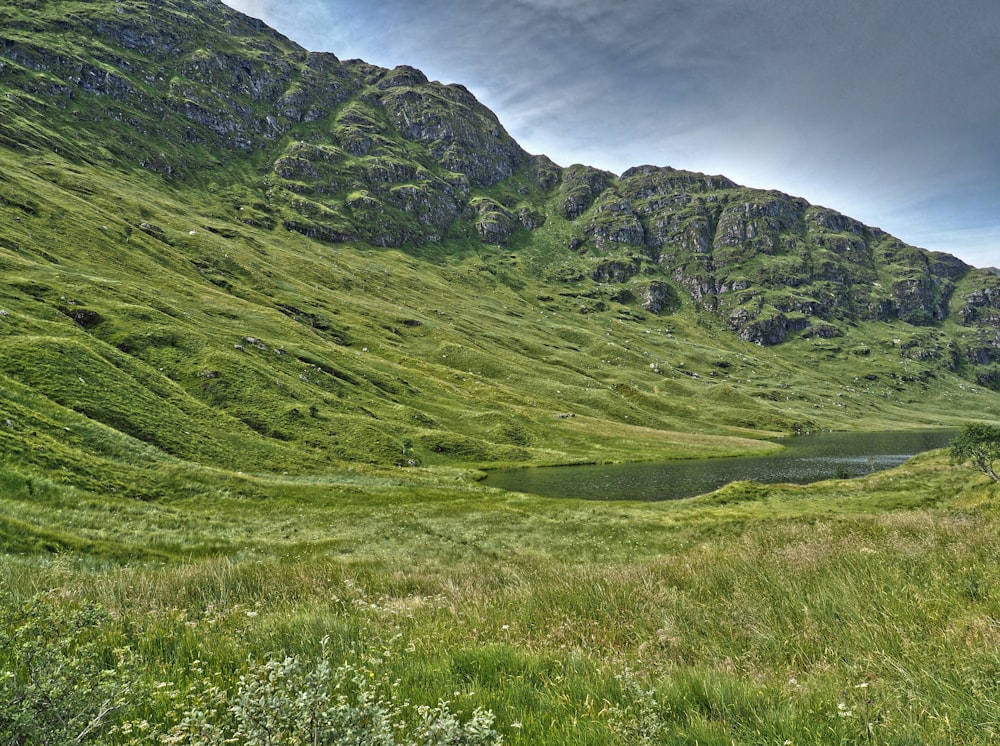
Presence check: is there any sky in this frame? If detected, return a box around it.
[222,0,999,269]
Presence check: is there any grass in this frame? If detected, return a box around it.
[3,142,1000,739]
[3,450,1000,743]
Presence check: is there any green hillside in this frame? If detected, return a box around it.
[2,1,1000,744]
[1,0,999,487]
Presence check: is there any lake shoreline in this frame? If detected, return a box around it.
[484,428,958,501]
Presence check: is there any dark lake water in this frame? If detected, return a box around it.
[484,429,957,501]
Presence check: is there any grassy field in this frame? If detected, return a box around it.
[3,447,1000,744]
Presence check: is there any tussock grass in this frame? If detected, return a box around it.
[3,452,1000,742]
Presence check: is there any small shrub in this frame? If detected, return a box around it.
[606,668,668,746]
[154,637,502,746]
[0,593,136,746]
[950,423,1000,481]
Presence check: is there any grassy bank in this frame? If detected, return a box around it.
[3,449,999,744]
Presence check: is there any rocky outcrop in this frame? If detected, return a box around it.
[558,165,615,219]
[953,272,1000,384]
[367,66,526,188]
[729,308,810,346]
[591,258,641,283]
[713,196,806,254]
[530,155,562,191]
[806,207,866,236]
[620,164,737,198]
[586,193,645,250]
[0,0,360,167]
[559,164,991,351]
[958,282,1000,324]
[887,276,948,325]
[640,281,678,314]
[472,198,517,246]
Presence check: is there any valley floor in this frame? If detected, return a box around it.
[3,449,999,744]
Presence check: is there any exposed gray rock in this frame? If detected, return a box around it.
[376,65,429,90]
[557,165,614,219]
[587,194,645,250]
[713,196,805,253]
[375,81,526,187]
[640,281,677,314]
[530,155,562,191]
[806,207,866,236]
[730,309,809,345]
[591,258,641,283]
[472,199,516,245]
[517,207,545,230]
[959,285,1000,324]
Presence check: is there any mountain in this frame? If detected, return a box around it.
[1,0,999,488]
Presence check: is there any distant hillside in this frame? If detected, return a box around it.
[1,0,999,485]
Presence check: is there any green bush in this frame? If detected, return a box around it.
[0,594,136,745]
[151,637,501,746]
[950,422,1000,481]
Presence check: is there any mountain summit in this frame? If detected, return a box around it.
[1,0,999,476]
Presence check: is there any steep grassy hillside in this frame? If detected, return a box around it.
[2,0,999,492]
[2,143,1000,490]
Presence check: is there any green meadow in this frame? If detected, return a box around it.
[2,450,1000,744]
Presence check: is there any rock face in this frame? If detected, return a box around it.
[264,57,527,247]
[558,166,616,220]
[472,198,516,246]
[958,284,1000,325]
[3,0,1000,389]
[562,165,991,347]
[371,68,525,188]
[955,274,1000,384]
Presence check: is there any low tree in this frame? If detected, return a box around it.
[950,423,1000,482]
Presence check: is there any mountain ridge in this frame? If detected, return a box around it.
[1,0,999,482]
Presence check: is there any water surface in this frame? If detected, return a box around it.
[485,429,956,501]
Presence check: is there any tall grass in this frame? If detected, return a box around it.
[2,456,999,743]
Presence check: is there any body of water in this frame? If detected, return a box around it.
[484,429,956,501]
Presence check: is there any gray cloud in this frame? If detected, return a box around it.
[223,0,1000,267]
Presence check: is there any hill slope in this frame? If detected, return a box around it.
[1,0,999,495]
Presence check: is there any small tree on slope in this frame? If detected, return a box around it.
[950,423,1000,482]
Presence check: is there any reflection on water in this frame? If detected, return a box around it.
[484,429,957,501]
